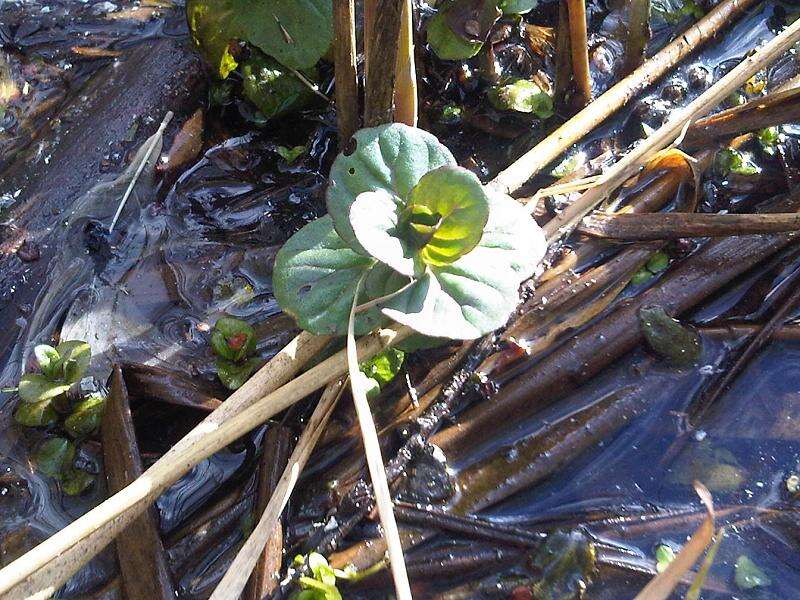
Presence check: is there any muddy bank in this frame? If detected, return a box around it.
[0,37,204,376]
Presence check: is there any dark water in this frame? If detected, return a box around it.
[1,0,799,598]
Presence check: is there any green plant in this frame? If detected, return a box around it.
[14,341,91,427]
[273,123,545,341]
[34,437,95,496]
[488,79,554,117]
[211,316,261,390]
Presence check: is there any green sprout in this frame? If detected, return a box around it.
[211,317,261,390]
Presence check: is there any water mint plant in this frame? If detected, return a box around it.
[273,123,545,341]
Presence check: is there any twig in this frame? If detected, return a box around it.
[289,67,331,103]
[109,110,172,232]
[578,212,800,240]
[209,379,347,600]
[489,0,760,195]
[364,0,404,126]
[244,426,292,600]
[103,367,174,600]
[346,278,412,600]
[622,0,651,76]
[393,0,418,126]
[0,327,413,599]
[333,0,359,142]
[565,0,592,106]
[683,86,800,150]
[541,17,800,244]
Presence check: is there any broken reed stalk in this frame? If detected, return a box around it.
[0,327,413,600]
[578,212,800,240]
[393,0,418,126]
[346,284,412,600]
[490,0,759,195]
[553,0,572,111]
[209,379,347,600]
[333,0,359,142]
[634,483,715,600]
[542,16,800,243]
[683,86,800,149]
[364,0,377,83]
[565,0,592,106]
[622,0,651,76]
[364,0,404,126]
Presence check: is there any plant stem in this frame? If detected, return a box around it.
[578,212,800,240]
[622,0,651,76]
[364,0,404,126]
[346,278,412,600]
[489,0,760,195]
[333,0,359,142]
[565,0,592,107]
[393,0,418,126]
[209,379,347,600]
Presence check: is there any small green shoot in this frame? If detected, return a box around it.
[278,145,307,164]
[734,555,771,590]
[34,437,95,496]
[211,317,260,390]
[488,79,554,117]
[714,148,760,177]
[655,544,676,573]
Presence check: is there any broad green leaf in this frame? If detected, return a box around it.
[61,468,95,496]
[426,12,483,60]
[241,51,318,120]
[272,216,388,336]
[14,399,58,428]
[186,0,333,71]
[488,79,554,117]
[18,374,71,404]
[33,345,60,380]
[371,192,545,339]
[54,340,91,384]
[734,555,771,590]
[211,317,256,362]
[408,166,490,266]
[349,189,417,276]
[327,124,455,255]
[64,394,106,439]
[498,0,538,14]
[34,438,75,479]
[360,348,405,389]
[217,357,261,390]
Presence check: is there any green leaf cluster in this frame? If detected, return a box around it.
[360,348,405,398]
[714,148,760,177]
[34,437,95,496]
[211,317,261,390]
[273,124,546,341]
[186,0,330,119]
[652,0,704,25]
[14,341,93,428]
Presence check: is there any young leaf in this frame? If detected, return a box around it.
[278,145,307,164]
[211,317,256,362]
[360,348,405,389]
[488,79,554,117]
[655,544,677,573]
[272,216,388,336]
[408,166,490,266]
[498,0,538,15]
[216,357,261,390]
[372,192,545,339]
[61,468,95,496]
[53,340,91,384]
[426,11,484,60]
[327,124,455,255]
[64,394,106,439]
[18,374,71,404]
[734,555,771,590]
[14,399,58,428]
[34,438,75,479]
[33,345,60,380]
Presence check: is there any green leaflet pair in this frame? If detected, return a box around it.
[273,124,545,341]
